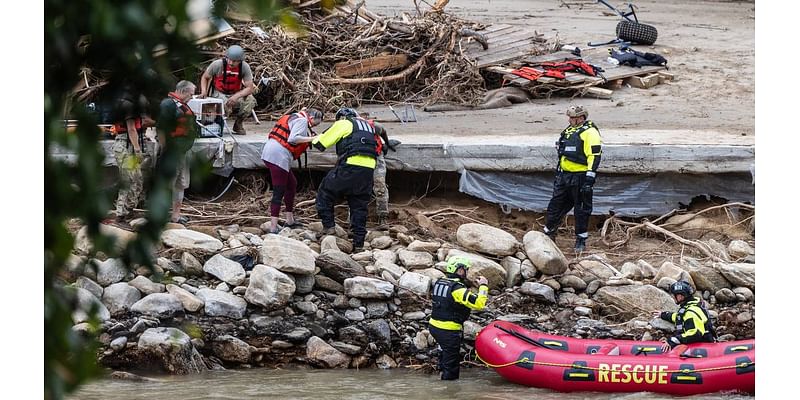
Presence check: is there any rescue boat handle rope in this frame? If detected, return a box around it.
[474,353,754,374]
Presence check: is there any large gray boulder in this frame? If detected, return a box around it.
[456,223,519,256]
[573,259,616,283]
[137,327,206,374]
[523,231,568,275]
[166,284,204,312]
[203,254,246,286]
[101,282,141,315]
[728,240,755,260]
[74,277,103,299]
[212,335,252,363]
[683,262,731,293]
[259,234,317,275]
[398,249,434,269]
[71,287,111,323]
[344,276,394,299]
[406,240,441,253]
[95,258,128,287]
[316,251,366,283]
[162,229,223,252]
[131,293,184,318]
[594,284,676,318]
[519,282,556,303]
[181,252,204,276]
[713,263,755,290]
[74,224,136,254]
[128,275,166,295]
[245,265,296,310]
[372,249,397,265]
[306,336,350,368]
[500,256,523,288]
[398,271,432,297]
[446,249,506,289]
[653,261,695,287]
[196,289,247,318]
[375,261,406,281]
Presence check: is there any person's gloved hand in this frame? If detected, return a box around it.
[477,276,489,286]
[660,338,671,353]
[661,336,680,353]
[581,174,596,193]
[387,139,401,152]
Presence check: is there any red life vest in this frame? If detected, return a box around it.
[212,58,244,95]
[367,119,383,155]
[167,92,195,138]
[510,67,565,81]
[269,113,312,160]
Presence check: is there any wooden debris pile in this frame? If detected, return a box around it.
[212,1,499,116]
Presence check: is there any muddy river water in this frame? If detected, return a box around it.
[70,368,752,399]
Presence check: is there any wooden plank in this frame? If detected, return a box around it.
[600,65,665,81]
[658,71,675,83]
[334,54,409,77]
[584,87,614,99]
[520,51,578,64]
[470,37,537,59]
[481,26,518,38]
[483,31,540,48]
[625,73,661,89]
[474,43,546,67]
[464,28,533,57]
[477,24,515,35]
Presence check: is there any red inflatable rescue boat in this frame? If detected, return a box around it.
[475,320,755,395]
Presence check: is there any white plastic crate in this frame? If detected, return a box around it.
[187,97,226,137]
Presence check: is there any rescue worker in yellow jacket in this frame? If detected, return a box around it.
[429,257,489,380]
[543,104,602,252]
[656,280,716,352]
[312,107,379,251]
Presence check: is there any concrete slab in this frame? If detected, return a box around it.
[55,123,752,175]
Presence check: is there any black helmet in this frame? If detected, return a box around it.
[335,107,359,120]
[669,281,694,297]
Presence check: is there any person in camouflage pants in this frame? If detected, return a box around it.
[373,153,389,224]
[112,91,155,219]
[371,121,399,226]
[113,138,151,218]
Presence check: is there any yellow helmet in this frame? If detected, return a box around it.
[446,256,471,274]
[566,105,588,118]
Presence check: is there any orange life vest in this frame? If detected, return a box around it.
[269,113,312,160]
[167,92,195,138]
[213,58,243,95]
[113,117,142,135]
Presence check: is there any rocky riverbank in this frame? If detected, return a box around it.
[61,217,755,376]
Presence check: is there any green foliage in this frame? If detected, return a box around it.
[44,1,292,398]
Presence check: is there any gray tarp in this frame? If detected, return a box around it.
[459,170,755,217]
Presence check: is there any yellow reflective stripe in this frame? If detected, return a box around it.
[640,347,658,352]
[730,346,749,351]
[344,154,376,168]
[569,373,589,378]
[429,318,462,331]
[543,341,564,347]
[676,376,697,381]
